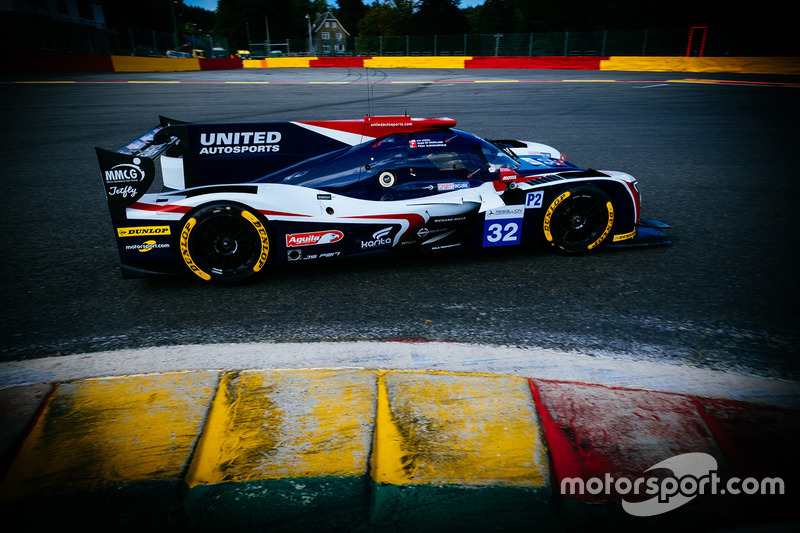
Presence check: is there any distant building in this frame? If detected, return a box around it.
[0,0,110,54]
[311,11,349,56]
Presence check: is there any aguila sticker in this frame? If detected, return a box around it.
[286,230,344,247]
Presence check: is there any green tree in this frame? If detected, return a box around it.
[357,0,412,37]
[335,0,367,36]
[214,0,329,49]
[412,0,467,35]
[466,0,533,34]
[104,0,182,33]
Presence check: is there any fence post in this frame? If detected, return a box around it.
[564,31,569,56]
[601,30,607,56]
[642,29,648,56]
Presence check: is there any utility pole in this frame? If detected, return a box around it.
[169,0,179,50]
[494,34,503,57]
[305,14,313,56]
[266,14,271,55]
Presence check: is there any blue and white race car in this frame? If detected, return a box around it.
[96,115,669,283]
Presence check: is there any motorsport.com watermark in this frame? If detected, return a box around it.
[561,453,785,517]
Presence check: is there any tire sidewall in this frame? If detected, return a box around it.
[543,185,615,254]
[177,202,271,284]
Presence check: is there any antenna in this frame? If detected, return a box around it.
[366,67,373,118]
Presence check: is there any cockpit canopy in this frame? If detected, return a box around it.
[256,129,521,200]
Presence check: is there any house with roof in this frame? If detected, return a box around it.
[311,11,350,55]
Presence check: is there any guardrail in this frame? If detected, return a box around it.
[246,56,800,75]
[2,51,799,75]
[0,52,241,73]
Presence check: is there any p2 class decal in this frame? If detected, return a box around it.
[525,190,544,209]
[96,148,155,217]
[482,206,524,248]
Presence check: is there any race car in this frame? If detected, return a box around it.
[96,115,669,283]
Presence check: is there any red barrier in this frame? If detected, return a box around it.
[198,58,243,71]
[310,57,367,68]
[1,51,114,73]
[465,56,605,70]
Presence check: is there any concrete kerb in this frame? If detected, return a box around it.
[0,342,798,531]
[1,342,798,408]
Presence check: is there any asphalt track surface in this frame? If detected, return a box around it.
[0,68,798,382]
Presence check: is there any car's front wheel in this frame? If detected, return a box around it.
[178,203,271,283]
[542,186,615,253]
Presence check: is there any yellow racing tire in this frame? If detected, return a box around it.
[178,203,271,283]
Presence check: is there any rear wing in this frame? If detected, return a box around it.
[95,115,351,218]
[95,117,179,218]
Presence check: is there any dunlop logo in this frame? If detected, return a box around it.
[117,226,171,237]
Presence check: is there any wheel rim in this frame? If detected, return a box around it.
[547,191,613,250]
[189,211,262,278]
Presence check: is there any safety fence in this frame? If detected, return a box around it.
[255,26,795,60]
[1,11,796,61]
[0,13,230,59]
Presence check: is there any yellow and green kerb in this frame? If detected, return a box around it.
[0,369,554,530]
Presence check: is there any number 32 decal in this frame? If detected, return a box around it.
[482,205,524,247]
[482,220,522,247]
[485,222,519,244]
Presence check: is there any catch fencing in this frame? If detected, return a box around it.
[249,25,795,59]
[2,14,795,60]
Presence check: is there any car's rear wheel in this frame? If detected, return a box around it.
[178,203,271,283]
[542,185,615,253]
